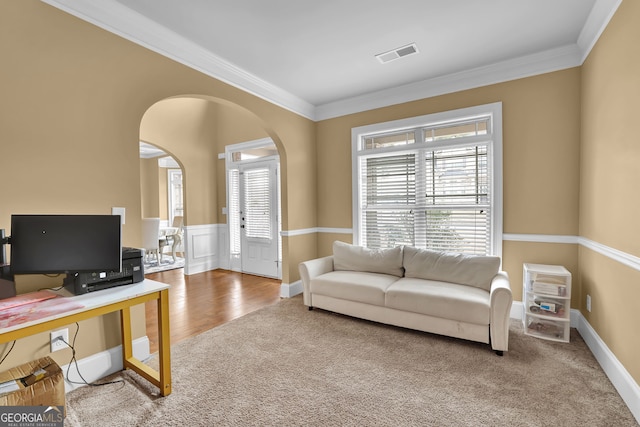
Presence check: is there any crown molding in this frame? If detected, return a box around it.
[40,0,316,120]
[315,44,583,121]
[577,0,623,63]
[42,0,621,122]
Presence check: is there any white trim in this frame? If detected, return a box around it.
[183,224,221,275]
[503,233,580,244]
[577,0,623,63]
[41,0,620,121]
[62,336,150,393]
[351,102,503,257]
[507,307,639,423]
[578,237,640,273]
[280,280,303,298]
[317,227,352,235]
[40,0,315,120]
[316,45,582,120]
[225,139,281,279]
[63,306,639,423]
[280,227,353,237]
[577,314,640,423]
[280,228,317,237]
[503,233,640,274]
[282,231,640,275]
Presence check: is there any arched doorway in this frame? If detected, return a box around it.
[225,138,281,279]
[139,95,285,278]
[139,141,185,270]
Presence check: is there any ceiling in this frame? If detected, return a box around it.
[43,0,620,121]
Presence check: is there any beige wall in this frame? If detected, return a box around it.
[141,98,219,226]
[140,158,161,218]
[316,69,582,292]
[580,0,640,383]
[0,1,315,368]
[2,0,638,390]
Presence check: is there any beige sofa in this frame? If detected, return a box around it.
[299,242,513,355]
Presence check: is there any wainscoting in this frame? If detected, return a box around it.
[182,224,228,275]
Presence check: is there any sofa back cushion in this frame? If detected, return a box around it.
[403,246,500,291]
[333,241,404,277]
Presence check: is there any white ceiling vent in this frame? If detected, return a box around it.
[375,43,419,64]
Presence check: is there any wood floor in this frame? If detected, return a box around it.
[143,268,282,354]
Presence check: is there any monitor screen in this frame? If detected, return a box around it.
[10,214,122,275]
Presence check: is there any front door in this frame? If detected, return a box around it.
[239,160,279,278]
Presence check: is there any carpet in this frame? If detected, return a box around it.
[64,297,637,426]
[143,256,184,275]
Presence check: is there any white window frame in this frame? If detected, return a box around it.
[351,102,503,257]
[166,168,183,226]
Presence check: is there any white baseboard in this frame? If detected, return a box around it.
[62,309,639,424]
[576,315,640,423]
[280,280,303,298]
[510,302,639,423]
[61,336,150,393]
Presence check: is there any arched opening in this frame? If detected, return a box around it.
[139,141,185,272]
[139,95,285,278]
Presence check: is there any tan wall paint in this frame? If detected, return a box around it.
[0,1,315,367]
[315,69,582,288]
[580,0,640,384]
[3,0,637,389]
[158,167,169,221]
[579,248,640,382]
[502,241,579,304]
[214,104,270,224]
[141,98,218,226]
[140,158,161,218]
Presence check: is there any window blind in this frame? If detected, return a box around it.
[243,168,272,240]
[229,169,241,254]
[358,118,493,255]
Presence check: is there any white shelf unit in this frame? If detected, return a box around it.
[522,263,572,342]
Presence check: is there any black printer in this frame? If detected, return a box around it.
[63,247,144,295]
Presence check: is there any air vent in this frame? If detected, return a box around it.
[375,43,419,64]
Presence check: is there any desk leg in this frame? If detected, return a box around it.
[121,306,133,361]
[119,293,172,396]
[157,289,172,396]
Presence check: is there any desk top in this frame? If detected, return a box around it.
[0,279,169,334]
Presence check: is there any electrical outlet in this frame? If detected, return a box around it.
[586,294,592,313]
[50,329,69,352]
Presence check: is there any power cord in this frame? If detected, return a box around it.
[0,341,16,366]
[58,322,124,387]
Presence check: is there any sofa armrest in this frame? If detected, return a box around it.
[299,256,334,306]
[489,272,513,352]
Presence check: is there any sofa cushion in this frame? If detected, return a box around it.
[310,271,400,306]
[333,241,404,277]
[386,278,490,324]
[403,246,500,291]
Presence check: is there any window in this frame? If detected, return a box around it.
[352,103,502,256]
[167,169,183,225]
[243,167,272,240]
[228,169,241,255]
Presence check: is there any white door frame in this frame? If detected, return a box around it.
[225,138,281,279]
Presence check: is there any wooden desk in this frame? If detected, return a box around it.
[0,279,172,396]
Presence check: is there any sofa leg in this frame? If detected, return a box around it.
[308,306,314,311]
[495,350,504,356]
